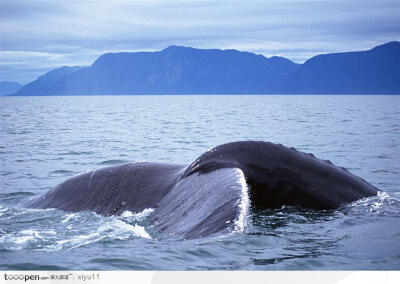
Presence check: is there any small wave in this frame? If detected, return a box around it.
[0,192,36,206]
[0,206,8,216]
[50,232,103,250]
[59,151,94,156]
[98,159,128,165]
[0,229,57,249]
[373,154,395,160]
[249,206,341,229]
[5,263,66,270]
[371,169,398,174]
[0,191,35,198]
[61,213,77,224]
[99,220,152,240]
[49,169,75,175]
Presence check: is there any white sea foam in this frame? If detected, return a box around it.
[61,213,77,224]
[120,208,154,221]
[128,224,151,239]
[51,232,102,250]
[19,229,44,238]
[0,206,7,216]
[46,219,151,251]
[13,235,35,244]
[1,208,153,251]
[345,191,400,217]
[0,229,56,249]
[98,219,150,237]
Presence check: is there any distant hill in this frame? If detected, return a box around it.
[0,81,22,96]
[11,42,400,95]
[14,66,82,96]
[280,41,400,94]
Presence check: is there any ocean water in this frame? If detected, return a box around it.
[0,95,399,270]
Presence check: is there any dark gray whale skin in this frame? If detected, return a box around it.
[183,141,379,210]
[25,141,379,239]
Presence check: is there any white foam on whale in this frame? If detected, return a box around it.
[233,168,250,233]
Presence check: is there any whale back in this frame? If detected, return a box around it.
[24,141,380,239]
[183,141,379,209]
[25,162,185,215]
[150,168,248,239]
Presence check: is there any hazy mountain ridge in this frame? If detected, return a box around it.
[0,81,22,96]
[14,66,82,96]
[280,41,400,94]
[11,42,400,95]
[44,46,298,95]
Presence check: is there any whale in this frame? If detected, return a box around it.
[24,141,379,239]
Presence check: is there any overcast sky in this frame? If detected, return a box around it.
[1,0,399,83]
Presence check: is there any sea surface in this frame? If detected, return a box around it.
[0,95,399,270]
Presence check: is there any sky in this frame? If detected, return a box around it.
[0,0,399,84]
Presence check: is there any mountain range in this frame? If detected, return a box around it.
[11,41,400,95]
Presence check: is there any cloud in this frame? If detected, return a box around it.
[1,0,399,83]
